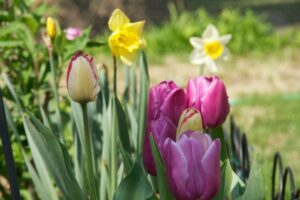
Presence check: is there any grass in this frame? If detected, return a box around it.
[230,92,300,198]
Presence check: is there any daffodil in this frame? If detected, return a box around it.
[108,9,146,65]
[47,17,57,39]
[189,24,232,72]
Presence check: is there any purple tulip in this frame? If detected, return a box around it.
[163,131,221,200]
[186,76,230,128]
[143,81,187,175]
[65,27,82,40]
[143,116,177,175]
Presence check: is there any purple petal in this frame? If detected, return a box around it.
[200,139,221,200]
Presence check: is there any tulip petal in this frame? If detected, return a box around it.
[108,9,130,31]
[143,117,177,175]
[202,24,219,40]
[201,139,221,200]
[200,77,230,128]
[189,37,204,49]
[178,134,205,197]
[161,88,187,125]
[163,138,190,200]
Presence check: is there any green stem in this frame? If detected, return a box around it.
[81,103,98,200]
[48,50,63,142]
[111,98,118,198]
[113,56,117,95]
[200,64,204,75]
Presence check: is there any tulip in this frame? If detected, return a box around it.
[108,9,146,65]
[66,52,100,104]
[65,27,82,40]
[143,116,177,175]
[143,81,187,175]
[176,108,203,136]
[163,131,221,200]
[187,76,230,128]
[47,17,56,39]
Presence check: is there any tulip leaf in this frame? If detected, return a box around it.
[23,113,87,200]
[214,159,233,200]
[149,134,174,200]
[113,159,155,200]
[211,126,229,161]
[239,158,265,200]
[115,96,131,153]
[137,51,149,154]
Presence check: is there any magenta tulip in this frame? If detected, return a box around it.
[186,76,230,128]
[143,81,187,175]
[163,131,221,200]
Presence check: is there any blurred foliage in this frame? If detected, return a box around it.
[142,5,300,61]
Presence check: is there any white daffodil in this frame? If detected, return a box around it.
[189,24,232,72]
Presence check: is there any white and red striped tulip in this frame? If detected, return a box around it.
[66,52,100,104]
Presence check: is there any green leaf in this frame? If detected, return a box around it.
[137,51,150,154]
[23,113,87,200]
[0,40,23,47]
[213,159,233,200]
[149,134,174,200]
[113,159,155,200]
[115,97,131,153]
[86,41,106,48]
[240,158,265,200]
[211,126,229,161]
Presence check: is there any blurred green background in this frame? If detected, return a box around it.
[1,0,300,199]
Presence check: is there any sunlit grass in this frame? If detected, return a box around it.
[231,92,300,198]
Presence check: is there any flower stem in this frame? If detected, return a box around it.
[48,49,63,142]
[200,64,204,75]
[81,103,98,200]
[113,56,117,95]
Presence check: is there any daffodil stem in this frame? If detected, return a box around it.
[111,98,117,198]
[113,56,117,95]
[200,65,204,75]
[81,103,98,200]
[48,49,63,142]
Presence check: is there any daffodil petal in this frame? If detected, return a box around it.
[124,21,145,36]
[189,37,204,49]
[190,49,206,65]
[205,57,218,72]
[219,34,232,45]
[108,9,130,31]
[202,24,219,40]
[221,47,230,60]
[120,52,137,65]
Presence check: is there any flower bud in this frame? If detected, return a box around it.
[65,27,82,40]
[66,52,100,104]
[187,76,230,128]
[47,17,56,39]
[177,108,203,136]
[163,131,221,200]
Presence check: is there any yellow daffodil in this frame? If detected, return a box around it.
[47,17,57,39]
[108,9,146,65]
[189,24,232,72]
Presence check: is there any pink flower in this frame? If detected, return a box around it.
[65,27,82,40]
[186,76,230,128]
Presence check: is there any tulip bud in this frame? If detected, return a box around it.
[187,76,230,128]
[66,52,100,104]
[163,131,221,200]
[47,17,56,39]
[177,108,203,136]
